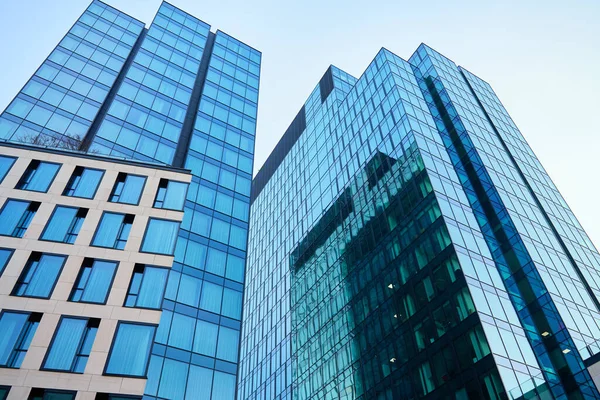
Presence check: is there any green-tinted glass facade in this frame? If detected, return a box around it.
[241,46,600,400]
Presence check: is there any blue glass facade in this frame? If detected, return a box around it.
[0,1,259,399]
[241,47,600,400]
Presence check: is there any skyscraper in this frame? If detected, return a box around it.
[241,47,600,399]
[0,1,259,399]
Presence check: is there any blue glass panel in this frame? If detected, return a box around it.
[72,260,117,304]
[212,371,235,400]
[162,180,187,210]
[92,212,129,249]
[136,267,168,309]
[105,323,155,377]
[141,218,179,255]
[158,358,188,399]
[17,161,60,192]
[64,167,104,198]
[0,249,13,276]
[14,254,66,298]
[0,200,29,236]
[43,318,87,371]
[0,156,16,183]
[186,365,213,400]
[41,206,78,242]
[0,312,29,366]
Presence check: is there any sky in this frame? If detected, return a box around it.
[0,0,599,246]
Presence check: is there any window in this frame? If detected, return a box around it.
[92,212,134,250]
[0,248,14,276]
[43,317,99,373]
[16,160,61,192]
[41,206,87,244]
[105,322,156,377]
[28,388,76,400]
[0,155,16,184]
[63,166,104,198]
[154,179,187,210]
[0,200,40,237]
[0,311,41,368]
[109,173,146,205]
[141,218,179,255]
[12,253,66,299]
[124,264,168,309]
[70,259,118,304]
[0,386,9,400]
[95,395,142,400]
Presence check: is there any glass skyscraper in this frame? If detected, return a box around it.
[241,47,600,399]
[0,1,259,399]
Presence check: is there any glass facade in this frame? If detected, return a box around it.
[241,47,600,400]
[0,1,259,398]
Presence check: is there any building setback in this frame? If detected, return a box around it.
[241,48,600,399]
[0,1,259,399]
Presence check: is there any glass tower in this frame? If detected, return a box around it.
[0,1,259,399]
[241,47,600,399]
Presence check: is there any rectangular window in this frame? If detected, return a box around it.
[92,212,134,250]
[154,179,187,211]
[95,395,142,400]
[0,311,41,368]
[0,386,9,400]
[141,218,179,255]
[43,317,98,373]
[63,166,104,199]
[12,252,66,299]
[105,322,156,377]
[70,259,118,304]
[0,248,14,276]
[0,155,16,184]
[0,199,40,238]
[16,160,61,192]
[41,206,87,244]
[28,388,76,400]
[124,264,168,309]
[109,173,146,205]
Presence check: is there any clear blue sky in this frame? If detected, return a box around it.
[1,0,599,245]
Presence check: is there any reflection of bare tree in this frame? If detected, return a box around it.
[13,133,98,153]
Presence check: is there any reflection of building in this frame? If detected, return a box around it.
[0,141,189,399]
[0,1,259,399]
[241,49,600,399]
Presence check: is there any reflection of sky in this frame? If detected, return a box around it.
[1,0,599,247]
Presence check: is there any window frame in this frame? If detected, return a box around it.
[108,172,147,206]
[0,310,42,369]
[0,155,17,185]
[140,217,180,256]
[0,247,15,276]
[103,321,157,378]
[0,199,40,238]
[69,258,119,305]
[39,205,88,244]
[27,387,77,400]
[15,160,62,193]
[41,315,99,374]
[123,264,168,310]
[62,166,105,199]
[91,212,135,250]
[11,252,68,299]
[153,178,188,211]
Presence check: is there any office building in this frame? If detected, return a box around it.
[240,47,600,400]
[0,1,259,399]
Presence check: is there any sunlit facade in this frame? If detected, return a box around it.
[241,47,600,399]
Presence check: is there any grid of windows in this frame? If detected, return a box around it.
[90,2,210,163]
[0,1,143,147]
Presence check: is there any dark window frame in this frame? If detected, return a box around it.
[62,166,105,199]
[103,320,157,378]
[28,387,77,400]
[153,178,188,211]
[139,217,180,256]
[11,252,68,299]
[91,212,135,250]
[0,310,42,369]
[15,160,62,193]
[69,258,119,305]
[108,172,147,206]
[39,205,88,244]
[123,263,168,310]
[0,199,40,238]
